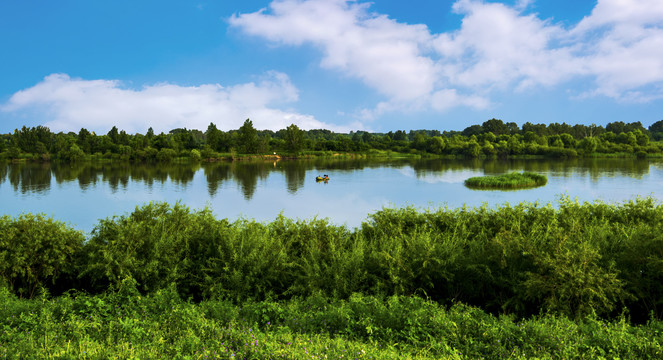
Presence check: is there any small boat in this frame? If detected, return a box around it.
[315,174,330,182]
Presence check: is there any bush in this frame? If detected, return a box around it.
[6,198,663,321]
[0,214,85,298]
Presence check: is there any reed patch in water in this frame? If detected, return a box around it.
[465,171,548,189]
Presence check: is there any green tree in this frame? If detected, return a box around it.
[107,126,119,143]
[284,124,304,154]
[560,133,576,148]
[465,139,482,158]
[648,119,663,140]
[426,136,445,154]
[412,133,427,151]
[157,148,177,162]
[205,123,222,151]
[392,130,407,141]
[579,137,598,154]
[171,128,196,150]
[238,119,258,154]
[482,118,509,135]
[462,124,483,137]
[506,122,520,134]
[190,149,202,162]
[77,128,92,153]
[60,144,85,161]
[151,133,172,150]
[633,129,649,146]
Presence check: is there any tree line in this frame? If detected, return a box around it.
[2,118,663,161]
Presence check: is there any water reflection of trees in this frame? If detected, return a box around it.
[1,158,659,199]
[276,161,307,194]
[204,162,231,197]
[0,164,9,187]
[411,158,654,183]
[233,162,270,200]
[6,162,52,194]
[50,162,202,192]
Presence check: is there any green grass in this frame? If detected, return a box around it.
[464,171,548,189]
[1,288,661,359]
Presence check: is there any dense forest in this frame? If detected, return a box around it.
[2,118,663,161]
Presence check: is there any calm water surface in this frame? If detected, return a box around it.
[1,158,662,231]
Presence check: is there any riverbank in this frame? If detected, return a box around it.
[5,148,663,165]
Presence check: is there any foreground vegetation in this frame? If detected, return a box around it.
[3,198,663,357]
[3,197,663,320]
[465,172,548,189]
[2,287,662,359]
[2,118,663,162]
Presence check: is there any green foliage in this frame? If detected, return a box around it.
[156,147,177,162]
[83,202,218,295]
[5,197,663,322]
[3,119,663,162]
[0,214,85,298]
[0,289,661,359]
[464,172,548,189]
[189,148,201,161]
[238,118,258,153]
[284,123,305,154]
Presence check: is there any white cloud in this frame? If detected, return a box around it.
[229,0,437,102]
[430,89,490,112]
[436,0,582,90]
[572,0,663,100]
[1,72,350,133]
[230,0,663,116]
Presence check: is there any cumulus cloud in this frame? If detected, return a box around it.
[436,0,582,90]
[230,0,663,115]
[230,0,437,102]
[1,72,349,133]
[571,0,663,100]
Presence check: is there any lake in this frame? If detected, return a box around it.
[1,157,662,232]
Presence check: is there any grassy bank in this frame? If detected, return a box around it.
[464,171,548,189]
[1,288,661,359]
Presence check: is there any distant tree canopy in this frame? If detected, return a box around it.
[1,119,663,162]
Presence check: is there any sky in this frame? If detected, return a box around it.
[0,0,662,134]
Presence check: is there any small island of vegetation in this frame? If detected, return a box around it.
[465,171,548,189]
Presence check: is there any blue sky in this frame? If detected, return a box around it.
[1,0,662,134]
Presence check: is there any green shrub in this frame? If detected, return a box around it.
[6,197,663,321]
[0,214,85,298]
